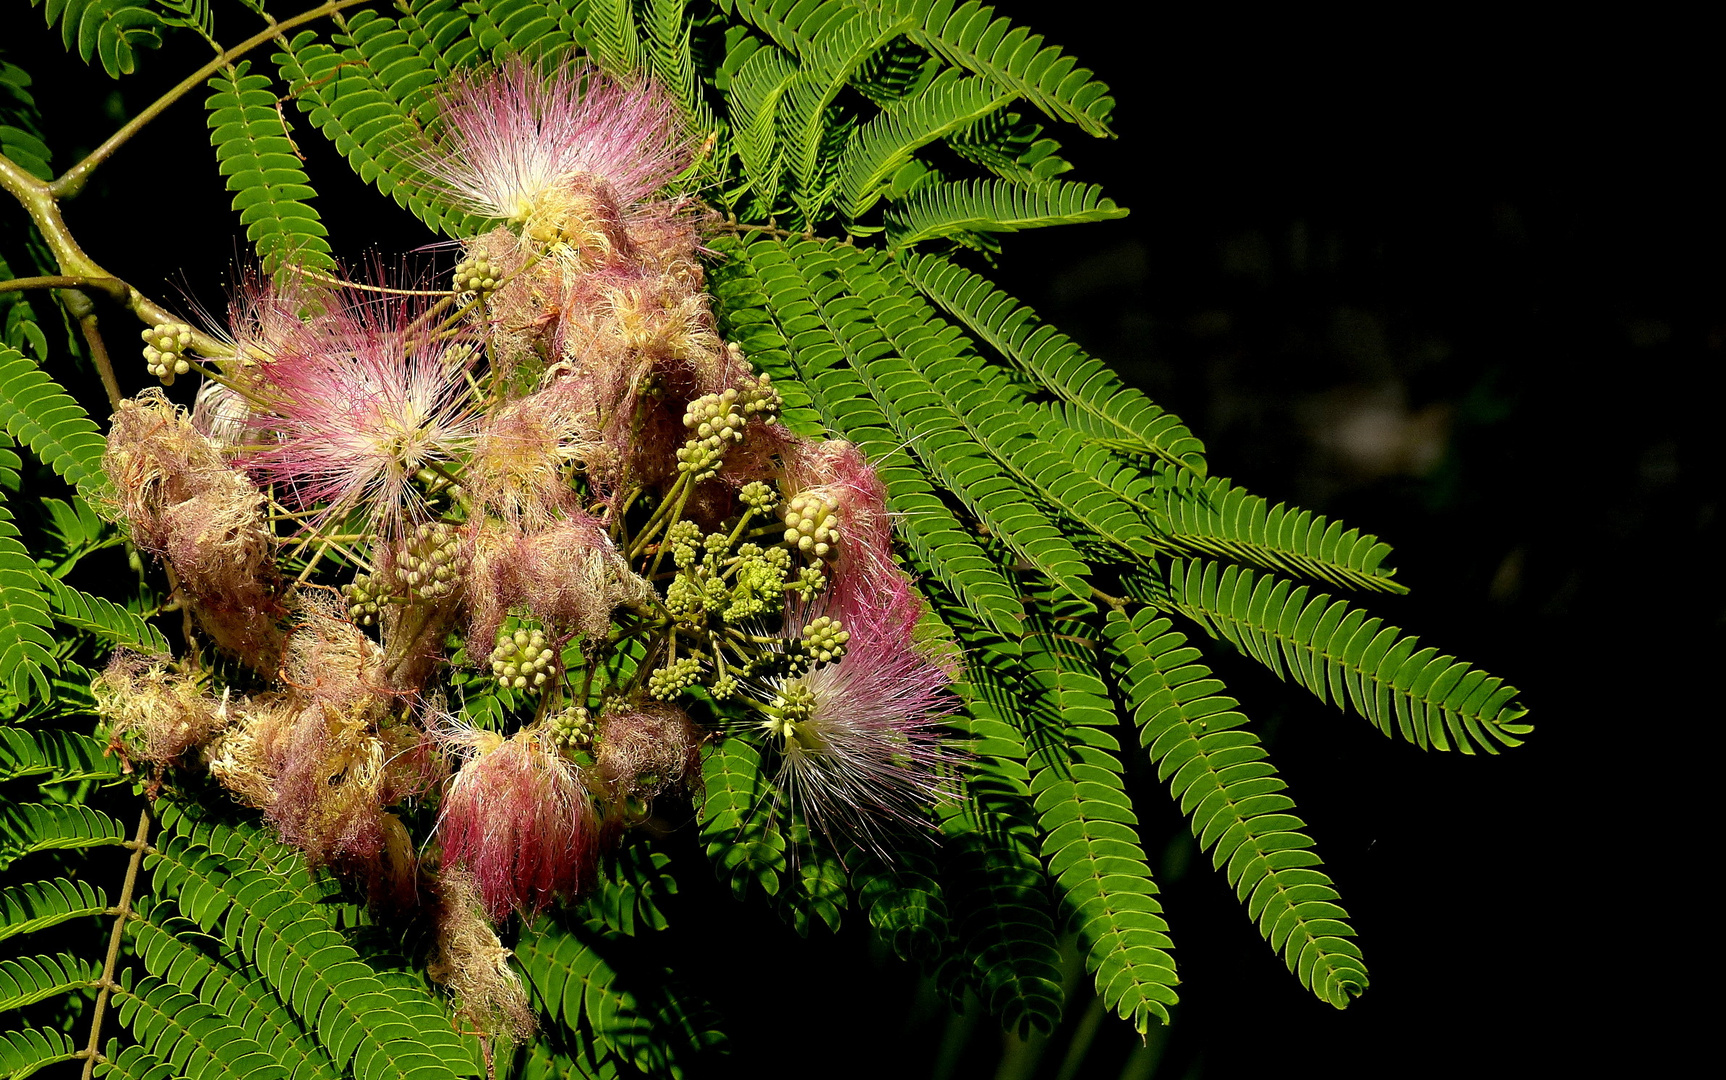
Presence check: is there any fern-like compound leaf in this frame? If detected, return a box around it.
[1106,608,1369,1007]
[112,971,292,1080]
[273,23,478,238]
[0,803,126,870]
[835,70,1012,219]
[1148,558,1531,754]
[0,877,107,946]
[843,0,1113,135]
[205,63,335,274]
[854,847,950,965]
[0,345,107,495]
[0,952,98,1012]
[27,0,163,77]
[885,177,1125,247]
[1153,470,1406,595]
[144,820,476,1080]
[127,896,343,1080]
[42,575,171,653]
[0,496,56,703]
[854,251,1161,554]
[899,254,1208,472]
[1021,635,1180,1033]
[0,1025,80,1080]
[0,727,117,784]
[698,734,786,899]
[516,920,726,1074]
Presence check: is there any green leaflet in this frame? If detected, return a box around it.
[1152,469,1406,595]
[0,345,107,496]
[885,177,1125,247]
[25,0,163,78]
[899,253,1208,472]
[698,733,787,900]
[0,952,98,1012]
[205,63,335,274]
[1146,558,1531,754]
[0,727,117,784]
[835,70,1013,218]
[0,877,108,946]
[1105,608,1368,1007]
[43,575,171,654]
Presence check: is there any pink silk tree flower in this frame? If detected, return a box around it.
[238,291,479,540]
[756,592,960,858]
[421,57,693,251]
[437,725,601,921]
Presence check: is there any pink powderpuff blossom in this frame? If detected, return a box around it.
[756,589,960,857]
[437,725,601,921]
[239,290,479,540]
[422,57,693,250]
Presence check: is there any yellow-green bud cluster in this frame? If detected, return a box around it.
[142,323,193,385]
[342,574,384,627]
[710,673,739,701]
[724,543,791,623]
[667,520,703,569]
[736,372,782,425]
[782,492,840,561]
[761,683,821,749]
[790,564,827,603]
[394,521,466,600]
[677,388,747,481]
[545,706,596,752]
[453,257,502,298]
[490,626,556,691]
[738,480,778,512]
[648,655,703,700]
[799,616,850,666]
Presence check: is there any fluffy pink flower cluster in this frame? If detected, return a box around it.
[97,53,960,1039]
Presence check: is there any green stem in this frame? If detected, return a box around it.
[50,0,376,199]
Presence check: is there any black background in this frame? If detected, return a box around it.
[6,3,1715,1076]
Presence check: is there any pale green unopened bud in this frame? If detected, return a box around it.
[141,322,194,385]
[453,257,503,298]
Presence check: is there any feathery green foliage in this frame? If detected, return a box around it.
[0,1,1530,1074]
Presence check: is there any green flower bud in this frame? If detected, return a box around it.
[781,492,841,562]
[453,257,503,299]
[738,480,779,512]
[342,574,384,627]
[141,322,194,386]
[799,615,850,666]
[647,655,703,700]
[489,624,557,691]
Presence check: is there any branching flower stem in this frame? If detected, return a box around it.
[78,806,152,1080]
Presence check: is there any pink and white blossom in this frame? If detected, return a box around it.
[238,291,478,539]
